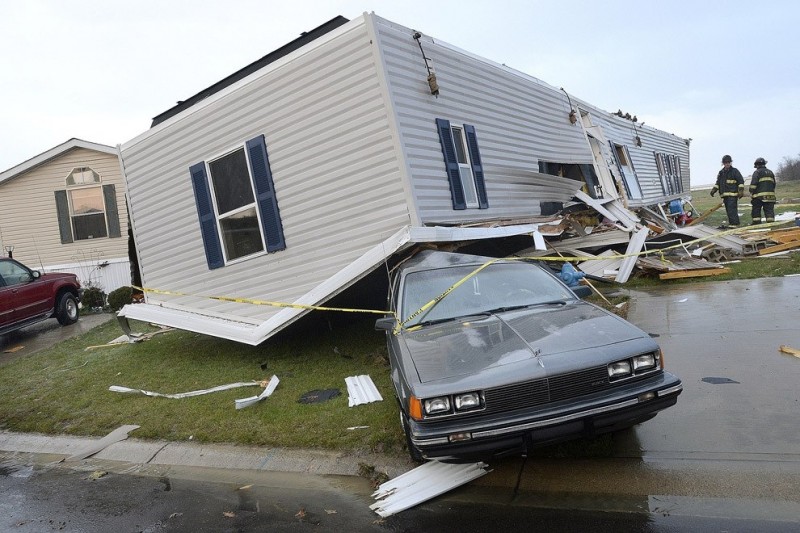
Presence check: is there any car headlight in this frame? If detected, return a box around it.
[454,392,482,411]
[424,397,451,415]
[632,353,657,371]
[608,360,632,378]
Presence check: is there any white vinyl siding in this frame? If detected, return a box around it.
[120,18,411,322]
[374,15,593,224]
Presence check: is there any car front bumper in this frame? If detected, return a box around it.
[408,372,682,461]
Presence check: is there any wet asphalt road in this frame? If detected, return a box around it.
[1,277,800,530]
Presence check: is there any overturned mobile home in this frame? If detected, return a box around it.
[118,12,692,345]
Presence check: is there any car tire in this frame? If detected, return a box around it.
[400,411,424,463]
[55,293,80,326]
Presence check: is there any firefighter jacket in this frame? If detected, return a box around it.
[749,166,776,202]
[711,166,744,197]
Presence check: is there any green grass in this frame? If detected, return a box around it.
[0,315,405,456]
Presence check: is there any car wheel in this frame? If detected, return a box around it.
[400,411,424,463]
[56,293,80,326]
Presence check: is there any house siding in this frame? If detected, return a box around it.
[0,147,129,289]
[578,105,691,206]
[120,17,410,321]
[373,15,593,225]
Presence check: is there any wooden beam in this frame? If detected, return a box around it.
[758,241,800,255]
[659,267,731,280]
[687,202,723,226]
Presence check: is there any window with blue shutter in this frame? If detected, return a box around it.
[435,119,489,210]
[190,134,285,269]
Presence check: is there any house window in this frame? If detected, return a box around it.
[66,167,107,240]
[609,143,643,200]
[435,118,488,210]
[208,148,264,261]
[190,135,285,269]
[654,152,684,195]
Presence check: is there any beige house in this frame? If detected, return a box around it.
[0,138,131,293]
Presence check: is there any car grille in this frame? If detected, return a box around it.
[483,366,650,415]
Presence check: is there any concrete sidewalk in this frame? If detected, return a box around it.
[0,430,415,479]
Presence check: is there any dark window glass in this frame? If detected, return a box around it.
[219,207,264,260]
[209,149,255,214]
[73,213,108,240]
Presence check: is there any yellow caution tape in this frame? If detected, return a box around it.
[133,220,792,336]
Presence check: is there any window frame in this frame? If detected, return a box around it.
[65,167,108,241]
[449,125,480,209]
[205,144,267,265]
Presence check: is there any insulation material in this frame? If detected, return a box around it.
[370,460,490,517]
[345,375,383,407]
[235,375,280,409]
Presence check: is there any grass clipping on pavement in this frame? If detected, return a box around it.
[0,315,404,456]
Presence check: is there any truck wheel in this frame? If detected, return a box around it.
[400,411,424,463]
[56,293,79,325]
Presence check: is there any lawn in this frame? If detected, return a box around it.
[0,314,406,456]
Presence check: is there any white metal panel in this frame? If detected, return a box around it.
[373,15,594,225]
[120,17,411,323]
[345,375,383,407]
[371,460,490,517]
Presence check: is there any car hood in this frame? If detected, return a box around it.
[402,302,647,384]
[40,272,78,283]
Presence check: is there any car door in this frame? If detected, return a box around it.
[0,260,51,323]
[0,273,13,327]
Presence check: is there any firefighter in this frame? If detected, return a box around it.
[710,154,744,227]
[749,157,777,224]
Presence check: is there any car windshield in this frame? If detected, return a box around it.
[400,262,575,327]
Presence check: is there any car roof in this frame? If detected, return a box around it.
[399,250,505,272]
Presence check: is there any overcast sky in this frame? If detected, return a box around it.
[1,1,798,186]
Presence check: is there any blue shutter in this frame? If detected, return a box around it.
[435,118,466,210]
[103,184,121,238]
[189,162,224,269]
[246,135,285,252]
[463,124,488,209]
[54,190,74,244]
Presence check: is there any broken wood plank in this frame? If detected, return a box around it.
[659,267,731,280]
[779,345,800,359]
[757,240,800,255]
[687,202,723,226]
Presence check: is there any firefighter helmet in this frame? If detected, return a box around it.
[721,155,732,164]
[754,157,767,168]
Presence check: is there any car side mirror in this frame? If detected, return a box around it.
[375,317,397,331]
[32,271,41,280]
[572,285,592,299]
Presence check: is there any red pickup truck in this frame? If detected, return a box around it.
[0,258,82,335]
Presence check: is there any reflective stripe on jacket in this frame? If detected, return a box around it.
[713,166,744,197]
[749,167,777,202]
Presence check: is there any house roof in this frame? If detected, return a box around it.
[0,138,117,186]
[149,15,350,128]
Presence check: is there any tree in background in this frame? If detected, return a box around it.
[777,154,800,181]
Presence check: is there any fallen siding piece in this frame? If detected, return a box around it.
[235,375,280,409]
[615,227,649,283]
[370,461,490,517]
[66,425,140,461]
[345,375,383,407]
[109,381,265,399]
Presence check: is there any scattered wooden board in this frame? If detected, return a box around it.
[659,267,731,280]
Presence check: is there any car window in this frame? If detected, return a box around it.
[0,260,32,287]
[400,262,574,326]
